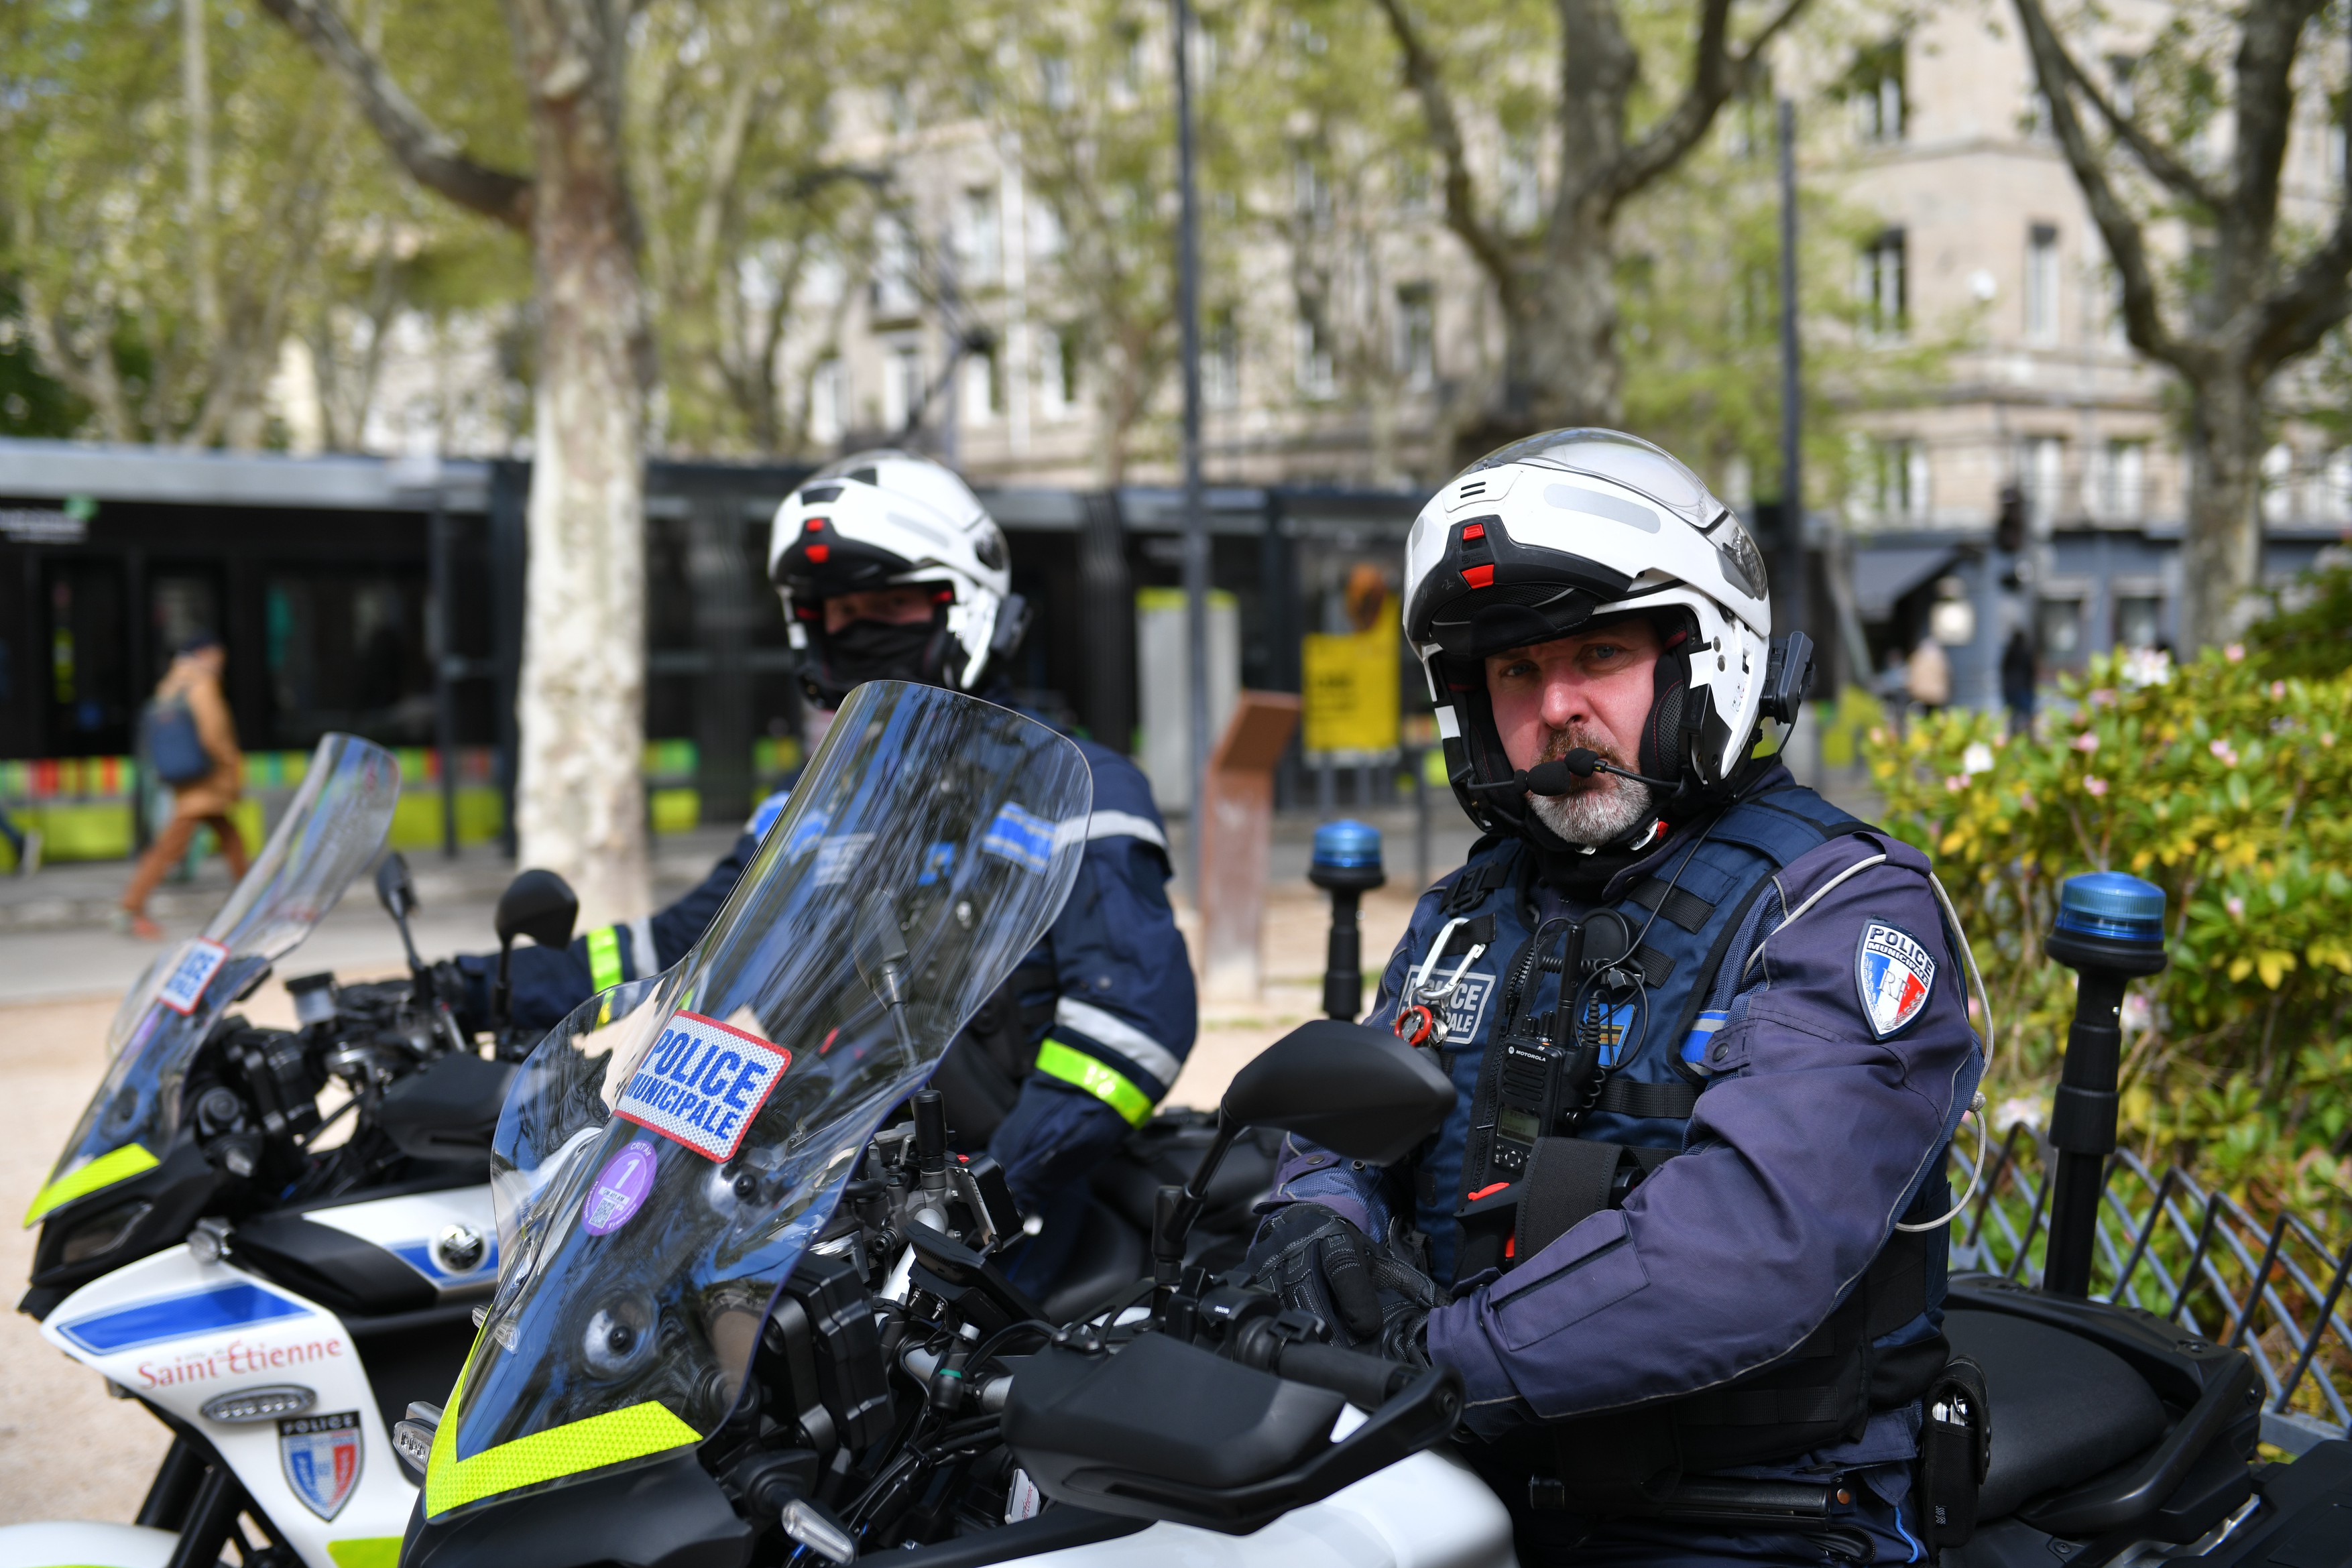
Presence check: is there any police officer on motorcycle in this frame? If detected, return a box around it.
[459,450,1197,1287]
[1252,430,1983,1564]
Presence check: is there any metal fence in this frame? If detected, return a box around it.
[1948,1126,2352,1455]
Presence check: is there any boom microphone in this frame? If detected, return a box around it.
[1527,749,1681,794]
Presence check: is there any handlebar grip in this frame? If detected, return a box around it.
[1271,1339,1413,1409]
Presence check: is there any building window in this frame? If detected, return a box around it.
[882,339,924,432]
[955,188,1000,286]
[2326,448,2352,522]
[1039,54,1073,112]
[1501,134,1541,233]
[1037,326,1077,419]
[2262,442,2295,524]
[1398,154,1434,214]
[1859,229,1907,341]
[1295,310,1336,400]
[2021,435,2066,528]
[1293,156,1334,230]
[1204,310,1240,409]
[1848,38,1906,145]
[2095,439,2145,520]
[2038,595,2084,663]
[2025,223,2060,345]
[2115,595,2164,650]
[1870,438,1930,520]
[807,359,844,446]
[1028,202,1064,263]
[1396,284,1435,390]
[960,348,998,424]
[871,216,920,320]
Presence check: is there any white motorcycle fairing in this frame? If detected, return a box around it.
[1052,1444,1517,1568]
[1,1186,495,1568]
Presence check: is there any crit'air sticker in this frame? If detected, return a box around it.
[1439,973,1496,1044]
[280,1410,363,1520]
[1857,922,1936,1038]
[982,803,1054,873]
[583,1140,659,1235]
[157,938,232,1016]
[615,1012,791,1162]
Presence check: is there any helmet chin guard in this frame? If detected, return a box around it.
[1401,429,1785,839]
[768,449,1026,707]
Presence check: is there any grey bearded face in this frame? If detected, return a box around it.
[1528,726,1655,845]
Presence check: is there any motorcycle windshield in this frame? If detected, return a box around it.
[425,683,1091,1521]
[24,734,402,1227]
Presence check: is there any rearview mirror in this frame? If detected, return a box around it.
[494,869,579,951]
[374,852,416,920]
[1221,1020,1454,1168]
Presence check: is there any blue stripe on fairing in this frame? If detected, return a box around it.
[389,1241,499,1282]
[58,1282,311,1355]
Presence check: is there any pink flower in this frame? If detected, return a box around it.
[2226,894,2245,920]
[2271,681,2287,699]
[2209,739,2239,766]
[2090,688,2117,708]
[1945,775,1969,792]
[2074,732,2101,753]
[2086,776,2109,796]
[2226,643,2246,662]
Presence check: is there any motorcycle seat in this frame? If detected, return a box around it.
[1946,1307,2170,1521]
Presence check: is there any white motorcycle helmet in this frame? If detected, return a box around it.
[768,449,1028,707]
[1403,428,1806,839]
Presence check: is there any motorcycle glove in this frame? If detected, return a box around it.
[1248,1205,1441,1364]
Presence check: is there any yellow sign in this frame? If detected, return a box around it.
[1303,600,1400,757]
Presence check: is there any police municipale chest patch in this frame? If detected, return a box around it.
[1855,922,1936,1038]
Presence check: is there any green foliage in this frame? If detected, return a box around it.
[2244,559,2352,684]
[1866,642,2352,1221]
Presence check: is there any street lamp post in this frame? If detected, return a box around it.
[1172,0,1210,894]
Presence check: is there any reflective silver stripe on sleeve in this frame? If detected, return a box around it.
[1053,996,1184,1089]
[628,916,656,980]
[1085,810,1167,850]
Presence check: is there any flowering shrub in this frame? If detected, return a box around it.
[1865,641,2352,1218]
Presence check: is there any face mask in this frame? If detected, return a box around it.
[821,617,941,689]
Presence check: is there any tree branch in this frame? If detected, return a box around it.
[2028,8,2225,213]
[2245,202,2352,373]
[255,0,533,229]
[2216,0,2328,298]
[2010,0,2190,369]
[1607,0,1807,206]
[1370,0,1516,298]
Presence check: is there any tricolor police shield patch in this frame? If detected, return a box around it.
[279,1409,363,1520]
[1856,922,1936,1039]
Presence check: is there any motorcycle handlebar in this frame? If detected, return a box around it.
[1267,1339,1416,1410]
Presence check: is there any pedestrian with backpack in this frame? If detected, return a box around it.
[117,634,249,939]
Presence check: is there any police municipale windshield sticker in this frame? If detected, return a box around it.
[280,1410,363,1520]
[157,937,232,1016]
[615,1012,792,1162]
[1856,922,1936,1038]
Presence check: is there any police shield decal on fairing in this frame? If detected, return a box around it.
[279,1409,363,1520]
[1855,922,1936,1038]
[615,1012,792,1161]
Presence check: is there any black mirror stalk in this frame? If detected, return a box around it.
[1153,1108,1246,1295]
[489,869,579,1041]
